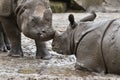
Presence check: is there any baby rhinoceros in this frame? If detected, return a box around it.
[0,0,55,59]
[52,13,120,75]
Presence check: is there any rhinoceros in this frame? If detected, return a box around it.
[0,0,55,59]
[52,13,120,74]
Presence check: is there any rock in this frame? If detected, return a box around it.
[50,0,120,12]
[50,1,67,13]
[74,0,104,11]
[74,0,120,12]
[102,0,120,12]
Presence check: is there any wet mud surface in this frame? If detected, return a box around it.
[0,13,120,80]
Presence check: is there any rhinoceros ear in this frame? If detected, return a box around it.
[15,3,28,16]
[0,0,12,16]
[68,14,77,29]
[43,8,52,25]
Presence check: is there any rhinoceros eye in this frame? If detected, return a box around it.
[57,35,62,39]
[27,17,36,27]
[31,19,36,27]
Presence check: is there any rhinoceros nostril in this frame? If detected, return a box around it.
[40,34,44,37]
[37,33,41,35]
[37,33,43,37]
[42,29,46,33]
[52,43,55,47]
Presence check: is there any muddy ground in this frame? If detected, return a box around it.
[1,13,120,80]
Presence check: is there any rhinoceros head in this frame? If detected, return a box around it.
[52,12,97,55]
[52,14,77,55]
[16,0,55,41]
[52,31,70,55]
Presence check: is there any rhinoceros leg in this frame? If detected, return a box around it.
[0,23,7,52]
[3,30,11,50]
[0,17,23,57]
[35,40,51,60]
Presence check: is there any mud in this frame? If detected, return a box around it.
[0,13,120,80]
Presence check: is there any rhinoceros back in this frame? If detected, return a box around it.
[75,19,115,72]
[102,19,120,74]
[0,0,12,16]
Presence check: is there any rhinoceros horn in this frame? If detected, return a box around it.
[43,8,52,26]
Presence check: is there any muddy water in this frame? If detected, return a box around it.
[0,13,120,80]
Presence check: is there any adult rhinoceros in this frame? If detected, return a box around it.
[52,13,120,74]
[0,0,55,59]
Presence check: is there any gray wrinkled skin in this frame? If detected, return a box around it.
[52,13,120,75]
[0,0,55,59]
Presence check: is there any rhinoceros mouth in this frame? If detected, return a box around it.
[52,45,63,54]
[53,49,63,54]
[38,30,55,41]
[54,49,63,54]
